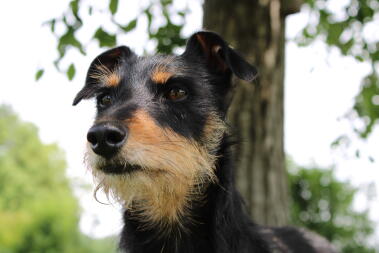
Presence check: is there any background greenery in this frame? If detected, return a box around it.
[0,105,116,253]
[0,0,377,252]
[289,162,376,252]
[40,0,379,144]
[0,107,375,252]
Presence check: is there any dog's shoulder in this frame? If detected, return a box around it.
[257,226,338,253]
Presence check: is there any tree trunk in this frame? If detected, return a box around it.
[203,0,301,226]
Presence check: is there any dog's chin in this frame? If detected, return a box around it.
[98,163,142,175]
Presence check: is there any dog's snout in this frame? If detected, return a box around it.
[87,123,127,159]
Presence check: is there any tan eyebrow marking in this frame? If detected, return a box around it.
[90,64,121,87]
[151,57,177,84]
[151,71,173,84]
[105,72,121,87]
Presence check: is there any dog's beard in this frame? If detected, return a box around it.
[85,133,218,227]
[85,110,226,228]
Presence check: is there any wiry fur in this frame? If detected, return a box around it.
[74,31,338,253]
[89,63,121,87]
[86,110,226,229]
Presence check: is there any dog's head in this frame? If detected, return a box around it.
[73,31,256,226]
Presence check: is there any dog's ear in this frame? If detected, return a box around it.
[73,46,136,106]
[182,31,257,82]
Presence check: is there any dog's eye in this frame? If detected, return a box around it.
[98,94,112,108]
[165,88,187,101]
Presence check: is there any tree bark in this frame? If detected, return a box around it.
[203,0,301,226]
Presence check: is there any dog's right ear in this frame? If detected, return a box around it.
[182,31,257,82]
[73,46,136,106]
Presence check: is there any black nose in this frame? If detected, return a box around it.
[87,123,127,159]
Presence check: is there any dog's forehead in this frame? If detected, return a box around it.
[125,55,186,83]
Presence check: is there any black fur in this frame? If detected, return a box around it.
[74,31,337,253]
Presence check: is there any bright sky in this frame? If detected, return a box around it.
[0,0,378,243]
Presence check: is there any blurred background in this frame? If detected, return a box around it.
[0,0,378,252]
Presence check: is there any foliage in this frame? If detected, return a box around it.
[42,0,379,143]
[0,105,116,253]
[298,0,379,139]
[1,103,377,252]
[42,0,187,81]
[288,164,376,253]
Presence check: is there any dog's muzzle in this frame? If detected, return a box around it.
[87,122,127,159]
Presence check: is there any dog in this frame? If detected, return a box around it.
[73,31,338,253]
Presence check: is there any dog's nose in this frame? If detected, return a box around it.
[87,123,127,159]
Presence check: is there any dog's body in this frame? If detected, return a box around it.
[74,31,337,253]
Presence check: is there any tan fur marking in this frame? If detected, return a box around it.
[151,56,176,84]
[85,110,226,231]
[201,113,227,153]
[151,69,173,84]
[105,72,121,87]
[89,64,121,87]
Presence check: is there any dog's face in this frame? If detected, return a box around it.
[73,31,256,226]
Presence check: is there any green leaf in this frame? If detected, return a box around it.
[144,8,153,30]
[70,0,79,16]
[63,16,69,26]
[57,26,85,59]
[150,22,186,54]
[67,64,76,81]
[119,19,137,33]
[370,50,379,62]
[177,11,186,17]
[340,38,354,55]
[161,0,172,7]
[331,135,348,148]
[50,19,56,33]
[93,27,116,48]
[355,55,364,62]
[69,0,81,23]
[35,69,44,81]
[356,2,374,22]
[326,22,345,46]
[109,0,118,15]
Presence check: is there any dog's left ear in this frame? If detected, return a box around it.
[182,31,257,82]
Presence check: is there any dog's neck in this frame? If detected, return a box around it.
[119,136,270,253]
